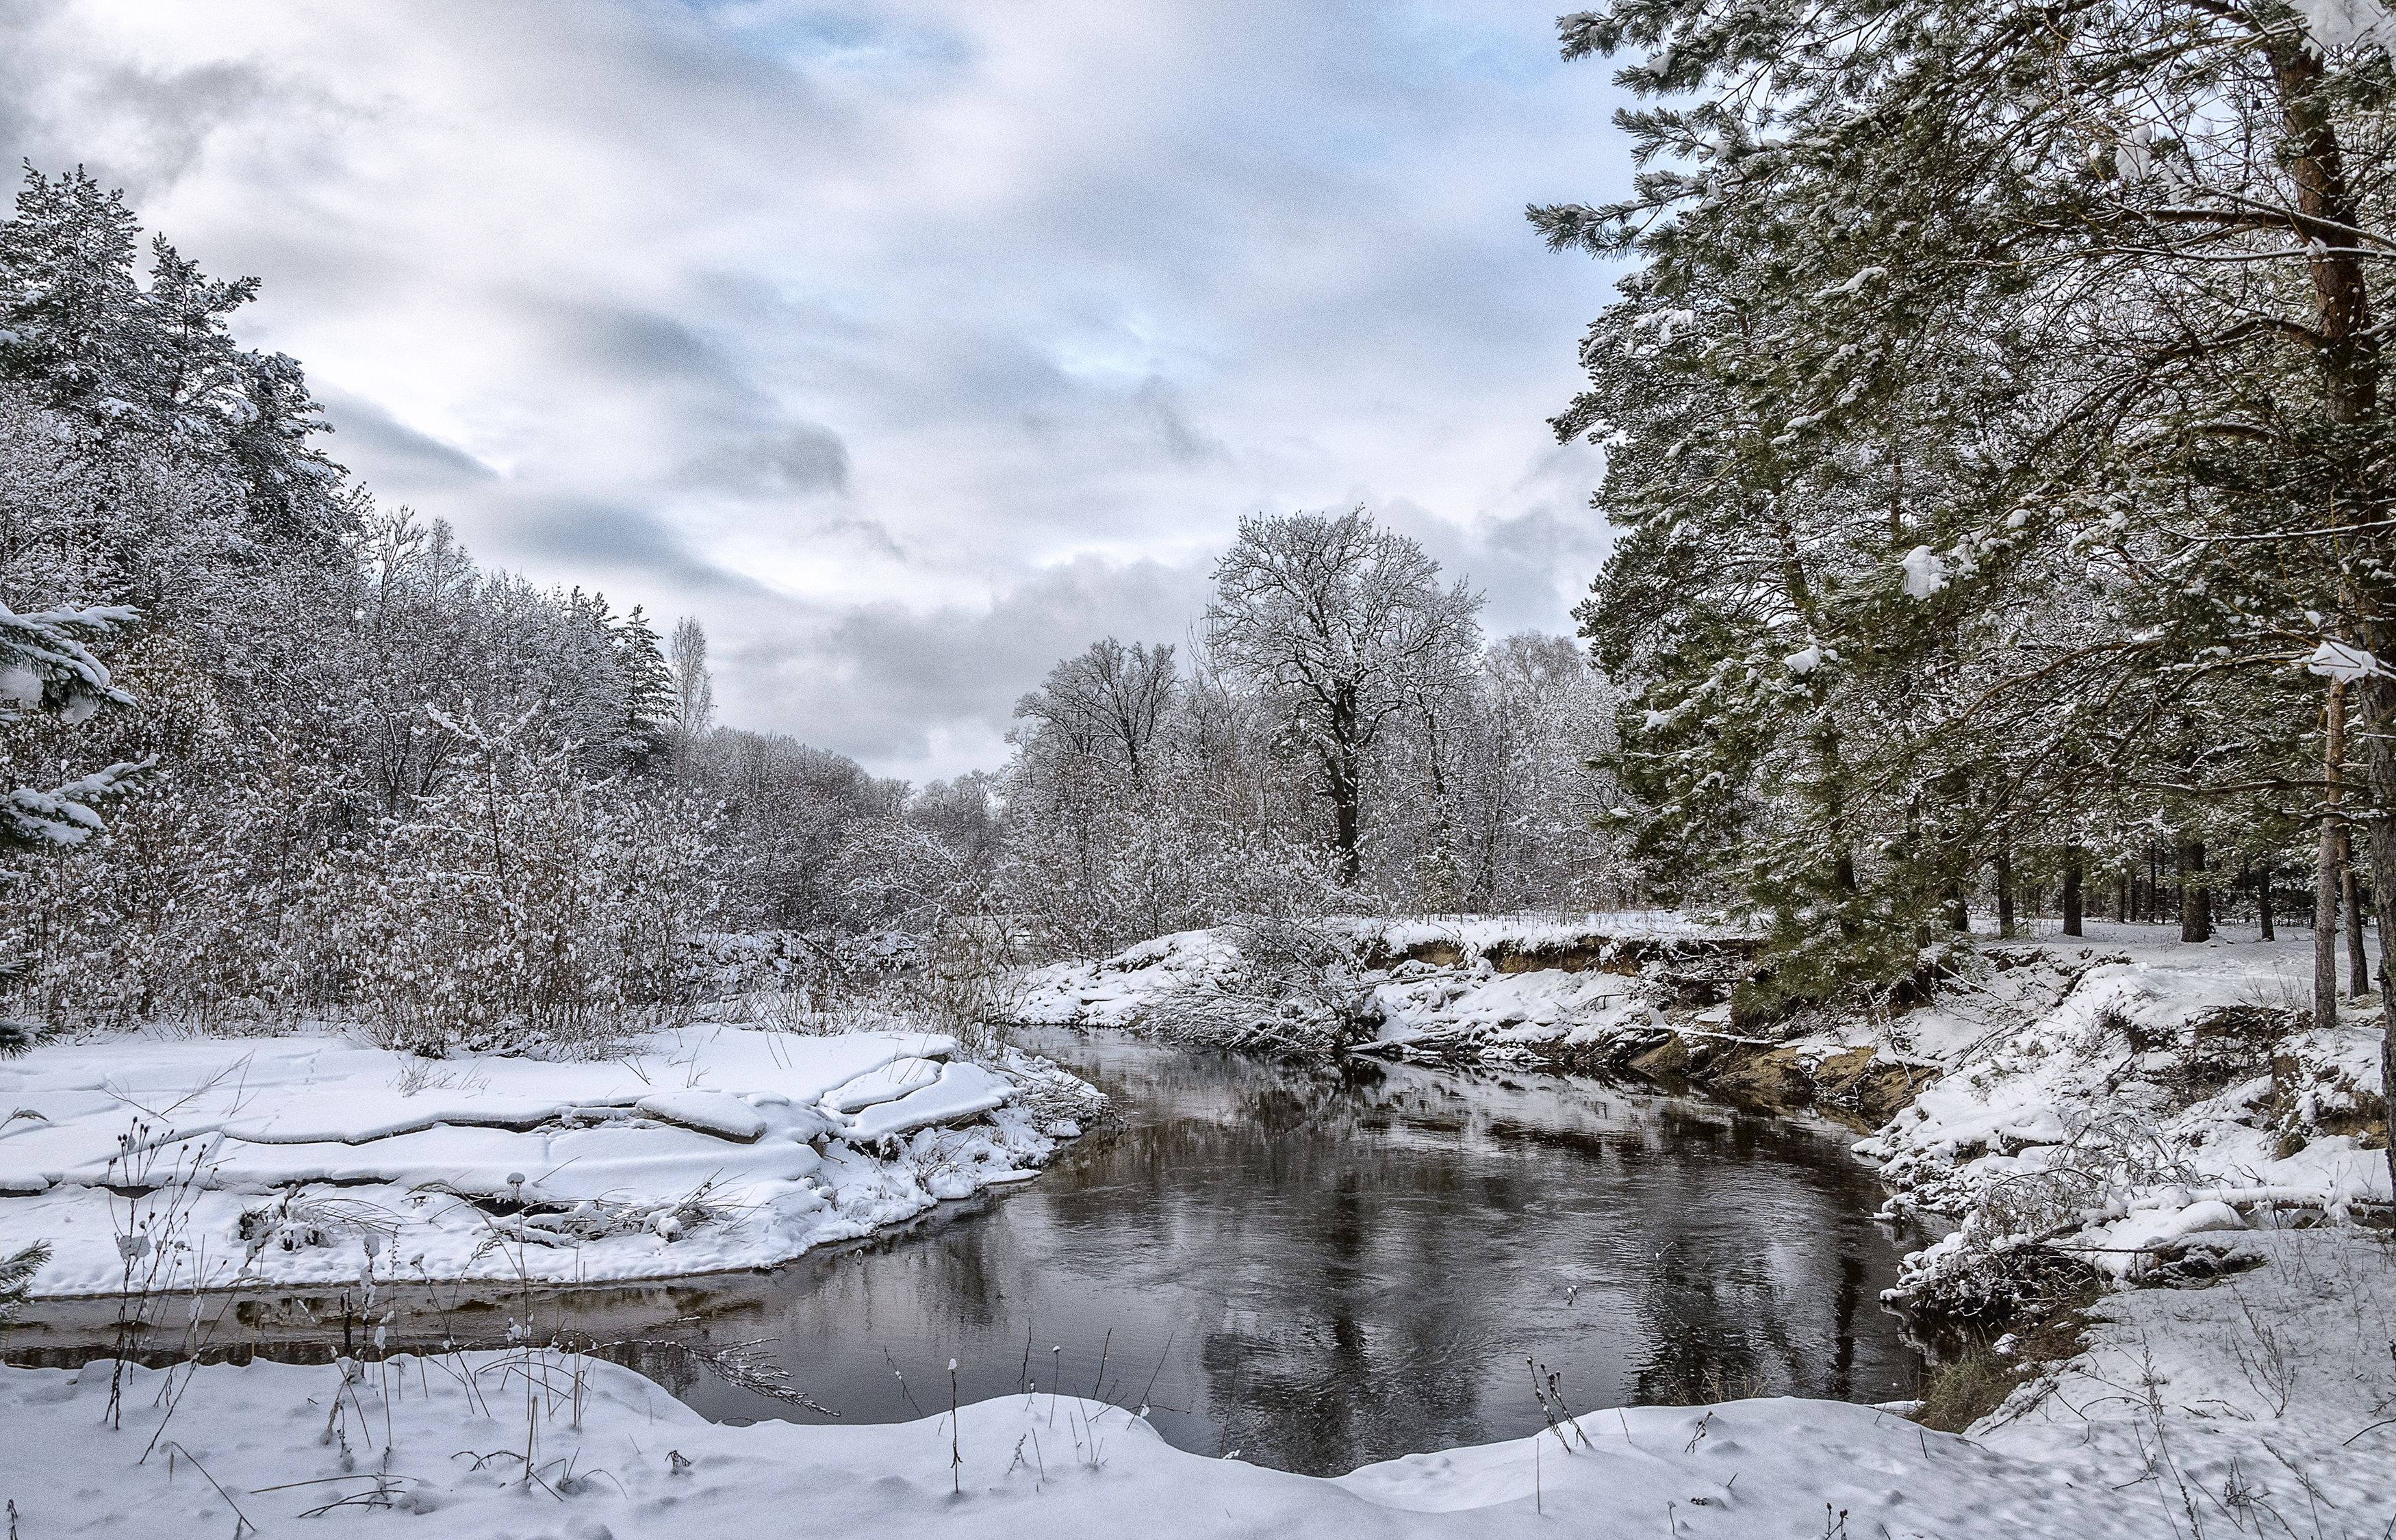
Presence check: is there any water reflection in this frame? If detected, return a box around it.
[3,1030,1926,1475]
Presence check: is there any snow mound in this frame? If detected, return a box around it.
[0,1350,2208,1538]
[635,1089,769,1142]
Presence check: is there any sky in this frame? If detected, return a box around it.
[0,1,1633,781]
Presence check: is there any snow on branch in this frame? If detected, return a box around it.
[1,758,152,847]
[2304,639,2385,682]
[0,600,147,848]
[0,602,138,724]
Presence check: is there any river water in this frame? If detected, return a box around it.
[3,1029,1926,1476]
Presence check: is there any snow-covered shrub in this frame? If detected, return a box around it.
[338,707,719,1055]
[1147,914,1380,1056]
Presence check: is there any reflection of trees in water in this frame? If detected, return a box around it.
[1621,1181,1886,1405]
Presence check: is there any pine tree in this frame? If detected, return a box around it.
[0,600,146,848]
[0,1238,47,1329]
[1540,0,2392,1004]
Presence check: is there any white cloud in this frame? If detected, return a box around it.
[0,0,1633,778]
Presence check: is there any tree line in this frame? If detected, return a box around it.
[1536,0,2393,1027]
[0,168,1635,1051]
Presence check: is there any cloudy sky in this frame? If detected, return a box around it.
[1,1,1632,780]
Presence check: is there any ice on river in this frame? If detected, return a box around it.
[0,1025,1100,1296]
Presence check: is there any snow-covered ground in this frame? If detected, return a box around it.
[0,1344,2224,1537]
[1848,925,2391,1311]
[8,917,2394,1534]
[0,1025,1103,1296]
[1010,911,1740,1047]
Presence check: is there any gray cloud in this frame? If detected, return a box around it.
[683,421,852,496]
[1133,376,1225,464]
[316,387,495,493]
[728,554,1214,765]
[502,497,779,598]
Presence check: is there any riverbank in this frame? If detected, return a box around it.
[0,1023,1104,1297]
[1011,913,2396,1529]
[5,917,2393,1532]
[0,1344,2190,1537]
[6,1225,2386,1536]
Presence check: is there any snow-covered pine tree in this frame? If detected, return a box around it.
[1541,0,2391,1009]
[0,602,146,848]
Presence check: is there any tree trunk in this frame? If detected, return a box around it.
[2062,851,2084,938]
[2318,682,2347,1031]
[2358,672,2396,1211]
[2343,827,2371,997]
[2178,838,2210,943]
[1326,690,1363,890]
[2258,858,2275,942]
[2268,0,2388,1201]
[1993,846,2015,938]
[2114,864,2130,924]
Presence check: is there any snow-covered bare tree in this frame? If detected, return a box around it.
[669,615,716,771]
[1206,508,1484,888]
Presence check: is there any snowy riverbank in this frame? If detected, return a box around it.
[0,1024,1104,1297]
[6,919,2394,1534]
[1021,915,2393,1265]
[0,1340,2247,1537]
[1005,913,2396,1530]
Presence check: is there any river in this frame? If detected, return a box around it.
[3,1028,1926,1476]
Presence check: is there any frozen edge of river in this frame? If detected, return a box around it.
[0,1024,1106,1298]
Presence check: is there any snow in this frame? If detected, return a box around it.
[0,1026,1103,1297]
[631,1090,767,1142]
[9,919,2395,1533]
[1900,543,1949,598]
[2299,0,2392,45]
[0,1350,2203,1538]
[844,1061,1014,1144]
[1011,912,1754,1042]
[1855,925,2392,1306]
[2306,637,2384,680]
[1980,1227,2396,1530]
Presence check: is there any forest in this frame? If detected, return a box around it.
[0,165,1633,1053]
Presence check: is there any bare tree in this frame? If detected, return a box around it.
[669,615,715,771]
[1206,506,1482,888]
[1015,637,1177,778]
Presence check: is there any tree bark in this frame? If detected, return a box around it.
[2062,850,2084,938]
[2258,858,2275,942]
[2360,676,2396,1211]
[1993,846,2015,938]
[2319,682,2347,1031]
[2178,838,2210,943]
[1326,688,1363,890]
[2343,826,2371,996]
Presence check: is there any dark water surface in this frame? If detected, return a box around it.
[5,1030,1926,1475]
